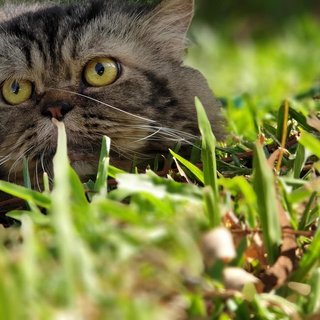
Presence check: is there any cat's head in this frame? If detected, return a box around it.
[0,0,224,181]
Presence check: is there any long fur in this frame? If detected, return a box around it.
[0,0,224,182]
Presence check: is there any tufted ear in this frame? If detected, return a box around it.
[144,0,194,61]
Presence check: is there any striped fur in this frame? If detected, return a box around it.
[0,0,224,182]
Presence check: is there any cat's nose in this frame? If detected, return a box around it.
[41,101,73,121]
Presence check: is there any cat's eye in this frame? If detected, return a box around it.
[2,79,33,105]
[84,57,120,87]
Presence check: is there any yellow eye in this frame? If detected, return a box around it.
[84,57,120,87]
[2,79,33,105]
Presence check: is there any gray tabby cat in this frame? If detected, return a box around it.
[0,0,224,183]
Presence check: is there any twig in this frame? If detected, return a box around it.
[276,100,290,172]
[230,228,315,237]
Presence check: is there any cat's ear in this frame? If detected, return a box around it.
[153,0,194,34]
[145,0,194,61]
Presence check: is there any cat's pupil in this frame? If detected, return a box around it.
[95,63,105,76]
[11,81,20,95]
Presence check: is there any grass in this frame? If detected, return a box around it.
[1,13,320,320]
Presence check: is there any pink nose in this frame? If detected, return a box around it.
[41,102,72,121]
[47,106,63,120]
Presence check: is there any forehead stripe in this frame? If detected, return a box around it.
[5,23,48,68]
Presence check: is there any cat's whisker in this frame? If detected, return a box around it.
[158,132,198,145]
[40,147,54,178]
[40,146,53,177]
[122,124,199,139]
[48,88,157,124]
[113,145,153,161]
[40,151,46,176]
[162,129,198,140]
[7,145,35,181]
[131,128,162,143]
[111,146,134,161]
[146,129,200,149]
[112,124,201,150]
[121,123,199,144]
[158,127,196,139]
[0,149,21,167]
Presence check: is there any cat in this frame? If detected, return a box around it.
[0,0,224,185]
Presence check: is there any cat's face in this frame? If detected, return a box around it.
[0,0,223,181]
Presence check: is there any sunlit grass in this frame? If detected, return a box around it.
[188,15,320,103]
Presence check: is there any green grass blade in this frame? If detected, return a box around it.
[108,165,126,179]
[289,108,316,132]
[0,250,22,320]
[293,144,307,180]
[203,186,220,227]
[114,171,202,201]
[195,98,218,193]
[23,158,31,189]
[299,131,320,158]
[19,215,40,316]
[164,142,182,170]
[94,135,111,196]
[43,172,50,193]
[51,119,77,304]
[252,142,281,264]
[291,228,320,281]
[195,98,221,227]
[276,104,285,143]
[169,149,204,184]
[7,209,50,225]
[0,181,51,208]
[69,167,90,207]
[51,120,99,301]
[307,268,320,314]
[299,192,317,230]
[92,198,143,225]
[220,176,257,228]
[289,180,320,204]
